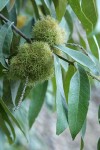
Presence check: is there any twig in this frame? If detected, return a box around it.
[66,43,88,56]
[54,53,74,66]
[55,53,100,82]
[0,13,31,43]
[87,72,100,82]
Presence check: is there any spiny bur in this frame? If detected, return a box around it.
[33,16,66,46]
[9,41,54,84]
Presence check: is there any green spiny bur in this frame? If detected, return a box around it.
[9,41,54,84]
[33,16,66,46]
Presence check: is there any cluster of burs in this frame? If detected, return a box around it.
[9,16,66,85]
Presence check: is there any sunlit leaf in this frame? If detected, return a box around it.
[68,0,92,33]
[81,0,98,28]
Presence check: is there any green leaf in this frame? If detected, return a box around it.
[68,0,92,33]
[56,88,68,135]
[64,9,73,37]
[81,0,98,29]
[41,0,51,15]
[63,65,75,102]
[0,104,15,144]
[97,138,100,150]
[53,0,67,21]
[8,0,15,11]
[98,105,100,124]
[3,25,13,58]
[0,114,13,144]
[88,36,99,58]
[54,55,68,134]
[55,45,99,75]
[80,138,84,150]
[31,0,40,20]
[0,22,13,68]
[0,0,9,11]
[28,81,48,129]
[80,120,86,150]
[0,100,26,137]
[96,33,100,48]
[81,120,86,139]
[68,65,90,139]
[9,4,17,25]
[2,77,13,109]
[54,55,66,101]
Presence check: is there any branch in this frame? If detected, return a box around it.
[54,53,74,66]
[87,72,100,82]
[55,53,100,82]
[0,13,31,43]
[66,43,88,56]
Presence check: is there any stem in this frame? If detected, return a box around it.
[66,43,88,56]
[87,72,100,82]
[54,53,74,66]
[55,53,100,82]
[0,13,31,43]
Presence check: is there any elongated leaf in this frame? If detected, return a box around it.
[41,0,51,15]
[64,9,73,37]
[0,100,25,137]
[81,0,98,28]
[55,45,99,75]
[0,114,13,144]
[28,81,48,129]
[81,120,86,139]
[9,4,17,25]
[0,22,13,68]
[97,138,100,150]
[88,36,99,58]
[56,88,68,135]
[31,0,40,20]
[68,0,92,33]
[80,138,84,150]
[53,0,67,21]
[63,65,75,102]
[0,104,15,143]
[8,0,15,11]
[2,77,13,110]
[54,55,68,134]
[68,65,90,139]
[3,25,13,58]
[54,55,68,110]
[0,0,9,11]
[96,33,100,48]
[80,120,86,150]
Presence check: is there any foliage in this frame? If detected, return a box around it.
[0,0,100,149]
